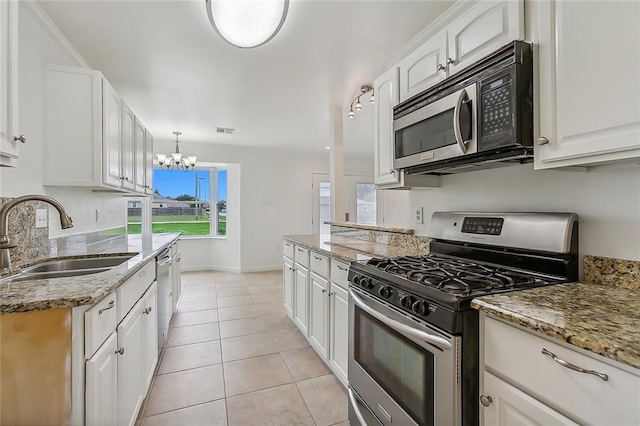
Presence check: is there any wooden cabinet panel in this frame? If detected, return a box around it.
[374,67,400,186]
[86,332,118,426]
[309,272,329,359]
[102,78,122,188]
[329,283,348,387]
[293,265,309,335]
[117,299,145,426]
[283,256,295,319]
[0,0,19,167]
[398,31,447,102]
[134,117,146,193]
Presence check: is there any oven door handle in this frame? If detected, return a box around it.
[453,88,470,154]
[349,288,452,351]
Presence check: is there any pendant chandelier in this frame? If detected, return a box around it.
[205,0,289,49]
[156,132,198,171]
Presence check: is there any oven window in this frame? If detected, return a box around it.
[354,308,434,425]
[395,102,472,159]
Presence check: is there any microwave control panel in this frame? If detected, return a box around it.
[480,74,514,137]
[461,217,504,236]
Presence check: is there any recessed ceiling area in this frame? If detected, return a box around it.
[38,0,454,158]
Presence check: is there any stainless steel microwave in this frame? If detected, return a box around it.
[393,41,534,174]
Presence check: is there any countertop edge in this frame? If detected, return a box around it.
[282,236,356,263]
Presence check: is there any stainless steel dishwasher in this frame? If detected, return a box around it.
[156,247,173,352]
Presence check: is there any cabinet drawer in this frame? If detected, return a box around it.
[283,240,294,259]
[294,246,309,268]
[485,316,640,425]
[310,251,329,278]
[117,261,155,322]
[330,260,350,289]
[85,293,117,358]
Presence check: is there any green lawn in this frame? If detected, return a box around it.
[127,220,226,236]
[129,215,210,222]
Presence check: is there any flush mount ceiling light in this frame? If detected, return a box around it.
[205,0,289,48]
[156,132,198,171]
[348,84,374,119]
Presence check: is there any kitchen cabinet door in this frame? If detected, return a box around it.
[283,256,295,319]
[86,332,118,426]
[134,117,146,193]
[117,299,145,426]
[0,0,19,167]
[171,246,182,313]
[398,31,447,102]
[535,0,640,169]
[293,264,309,336]
[102,78,122,188]
[120,103,136,190]
[309,272,329,359]
[482,371,578,426]
[329,283,348,387]
[141,282,158,390]
[144,131,154,194]
[446,0,523,75]
[374,67,400,186]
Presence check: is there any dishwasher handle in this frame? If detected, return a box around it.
[157,248,172,267]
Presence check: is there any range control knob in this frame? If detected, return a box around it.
[412,300,430,316]
[352,275,362,286]
[363,278,375,290]
[399,294,416,309]
[378,286,393,298]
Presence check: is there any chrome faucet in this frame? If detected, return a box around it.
[0,195,74,272]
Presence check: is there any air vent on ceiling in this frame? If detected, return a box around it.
[216,127,236,135]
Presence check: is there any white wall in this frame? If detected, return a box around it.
[398,164,640,269]
[0,3,126,236]
[155,139,373,272]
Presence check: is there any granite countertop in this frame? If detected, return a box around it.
[283,234,426,263]
[472,282,640,370]
[0,233,180,315]
[325,222,415,235]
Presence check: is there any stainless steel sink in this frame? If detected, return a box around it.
[21,255,136,274]
[2,254,137,283]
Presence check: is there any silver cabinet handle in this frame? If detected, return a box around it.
[115,347,125,355]
[537,137,550,146]
[297,248,304,253]
[143,306,152,315]
[14,135,27,144]
[322,289,326,293]
[480,395,493,407]
[336,265,348,271]
[436,63,445,72]
[349,288,452,351]
[139,269,149,276]
[389,169,396,175]
[453,88,470,154]
[446,57,455,65]
[98,300,115,314]
[541,348,609,381]
[313,255,322,260]
[168,291,173,298]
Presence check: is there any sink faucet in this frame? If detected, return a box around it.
[0,195,74,272]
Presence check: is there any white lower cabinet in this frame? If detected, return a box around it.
[85,332,118,426]
[293,264,309,335]
[481,314,640,425]
[482,371,577,426]
[328,283,348,387]
[84,262,158,426]
[309,272,330,359]
[283,256,295,318]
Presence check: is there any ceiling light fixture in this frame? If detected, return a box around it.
[156,132,198,171]
[205,0,289,49]
[348,84,374,119]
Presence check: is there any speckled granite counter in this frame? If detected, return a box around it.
[283,234,427,263]
[325,222,415,234]
[472,282,640,370]
[0,233,180,314]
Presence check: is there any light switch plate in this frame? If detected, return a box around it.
[415,207,424,224]
[35,208,48,228]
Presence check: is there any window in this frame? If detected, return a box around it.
[127,168,227,237]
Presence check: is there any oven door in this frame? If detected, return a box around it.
[393,84,477,170]
[348,287,460,426]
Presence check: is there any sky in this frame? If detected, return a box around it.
[154,169,227,200]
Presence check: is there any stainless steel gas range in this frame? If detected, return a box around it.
[347,212,579,426]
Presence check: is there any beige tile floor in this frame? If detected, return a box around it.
[138,270,350,426]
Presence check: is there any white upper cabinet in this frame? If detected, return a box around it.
[0,0,19,167]
[446,1,523,75]
[374,67,400,186]
[120,102,136,191]
[134,117,146,193]
[534,0,640,169]
[398,32,447,103]
[397,0,523,102]
[45,65,154,193]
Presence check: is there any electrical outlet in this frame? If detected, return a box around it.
[35,209,48,228]
[415,207,424,224]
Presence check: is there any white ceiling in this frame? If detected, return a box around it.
[39,0,453,158]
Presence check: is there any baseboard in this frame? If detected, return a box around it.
[181,265,281,273]
[239,265,281,273]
